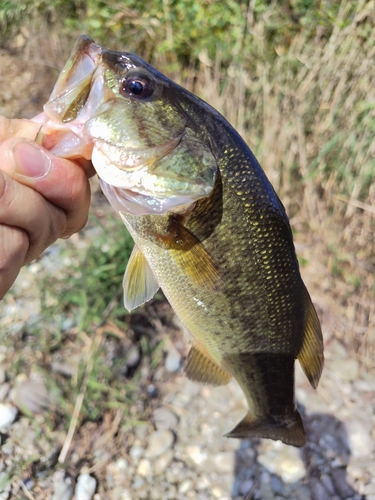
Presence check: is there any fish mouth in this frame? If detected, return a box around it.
[39,36,111,159]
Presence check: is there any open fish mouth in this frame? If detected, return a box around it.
[38,35,218,215]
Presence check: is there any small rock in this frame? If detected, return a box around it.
[196,475,210,490]
[12,376,49,414]
[346,419,374,458]
[0,384,10,402]
[185,445,207,466]
[145,430,174,458]
[137,459,151,477]
[133,475,144,489]
[153,449,174,475]
[211,451,235,474]
[320,475,335,496]
[270,476,284,495]
[152,407,179,431]
[165,344,181,373]
[240,480,254,496]
[310,477,331,500]
[179,479,193,494]
[258,441,306,482]
[51,471,74,500]
[329,358,359,382]
[125,347,141,370]
[0,472,11,500]
[0,404,17,433]
[212,486,223,498]
[0,367,5,385]
[75,473,96,500]
[331,468,356,498]
[129,444,144,464]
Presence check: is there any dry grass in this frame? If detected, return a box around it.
[176,0,375,363]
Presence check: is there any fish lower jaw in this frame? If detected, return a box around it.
[100,179,201,216]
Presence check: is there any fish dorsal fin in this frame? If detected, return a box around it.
[297,285,324,389]
[161,217,222,292]
[185,343,231,386]
[123,245,159,311]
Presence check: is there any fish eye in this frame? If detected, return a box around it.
[120,75,154,99]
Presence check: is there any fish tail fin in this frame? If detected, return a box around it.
[224,410,306,447]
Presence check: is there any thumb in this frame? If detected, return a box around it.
[0,138,91,237]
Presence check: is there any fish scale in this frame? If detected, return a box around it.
[38,35,324,447]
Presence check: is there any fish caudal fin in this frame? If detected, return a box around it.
[225,410,306,447]
[185,343,232,386]
[297,285,324,389]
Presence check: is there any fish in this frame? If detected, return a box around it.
[37,35,324,447]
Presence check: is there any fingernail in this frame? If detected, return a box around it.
[11,140,52,178]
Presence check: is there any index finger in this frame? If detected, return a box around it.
[0,116,41,142]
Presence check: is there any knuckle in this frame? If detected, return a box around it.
[48,206,67,243]
[0,226,28,273]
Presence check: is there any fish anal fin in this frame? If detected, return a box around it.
[159,217,222,292]
[225,409,306,447]
[297,286,324,389]
[123,245,159,312]
[185,343,231,386]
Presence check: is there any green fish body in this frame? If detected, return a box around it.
[39,36,324,447]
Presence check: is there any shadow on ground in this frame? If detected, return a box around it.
[232,410,365,500]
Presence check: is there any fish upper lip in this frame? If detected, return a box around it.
[85,42,102,64]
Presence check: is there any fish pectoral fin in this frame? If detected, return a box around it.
[297,285,324,389]
[184,343,231,386]
[163,218,222,292]
[225,409,306,447]
[123,245,159,312]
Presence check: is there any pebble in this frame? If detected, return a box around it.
[329,358,359,382]
[145,430,174,458]
[0,384,10,402]
[51,471,74,500]
[346,419,374,458]
[137,458,151,477]
[153,449,174,475]
[0,404,17,433]
[211,451,236,474]
[129,444,144,463]
[178,479,193,494]
[185,445,207,465]
[152,407,179,431]
[165,344,182,373]
[12,376,49,414]
[133,475,144,489]
[0,367,5,385]
[240,479,254,496]
[0,472,11,500]
[258,441,306,482]
[75,473,97,500]
[196,475,210,490]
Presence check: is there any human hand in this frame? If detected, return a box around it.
[0,116,94,299]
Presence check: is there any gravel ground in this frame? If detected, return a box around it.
[0,241,374,500]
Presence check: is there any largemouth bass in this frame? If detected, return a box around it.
[38,36,324,447]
